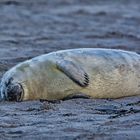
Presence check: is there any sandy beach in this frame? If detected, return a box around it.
[0,0,140,139]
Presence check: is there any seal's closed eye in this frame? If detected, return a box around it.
[6,83,23,101]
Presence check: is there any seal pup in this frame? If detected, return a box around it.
[0,48,140,101]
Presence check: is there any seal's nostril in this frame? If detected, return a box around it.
[7,83,22,101]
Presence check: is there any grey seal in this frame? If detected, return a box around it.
[0,48,140,101]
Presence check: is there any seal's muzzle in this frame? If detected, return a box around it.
[6,83,23,101]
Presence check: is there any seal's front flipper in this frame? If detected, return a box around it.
[57,60,89,87]
[62,93,91,101]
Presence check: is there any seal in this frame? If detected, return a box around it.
[0,48,140,101]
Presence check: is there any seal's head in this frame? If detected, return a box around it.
[6,83,23,101]
[0,76,24,102]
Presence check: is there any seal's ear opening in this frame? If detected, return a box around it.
[6,83,23,102]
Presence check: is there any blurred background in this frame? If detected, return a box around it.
[0,0,140,77]
[0,1,140,139]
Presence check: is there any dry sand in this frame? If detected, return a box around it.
[0,0,140,139]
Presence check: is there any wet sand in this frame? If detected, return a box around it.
[0,0,140,139]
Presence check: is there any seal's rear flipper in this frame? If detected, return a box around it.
[57,60,89,87]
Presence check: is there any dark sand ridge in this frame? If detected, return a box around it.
[0,0,140,139]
